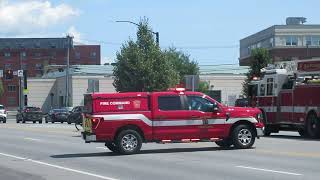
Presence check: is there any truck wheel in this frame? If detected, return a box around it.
[33,121,36,123]
[298,129,306,137]
[263,127,271,136]
[306,113,320,138]
[3,118,6,123]
[115,129,142,155]
[105,142,119,153]
[39,120,42,124]
[215,139,232,148]
[22,119,26,123]
[232,124,256,149]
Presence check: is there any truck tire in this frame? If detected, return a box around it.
[215,139,232,148]
[105,142,119,153]
[263,127,271,136]
[306,113,320,138]
[115,129,142,155]
[3,118,6,123]
[298,129,306,137]
[232,124,256,149]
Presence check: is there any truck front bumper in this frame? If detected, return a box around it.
[81,132,96,143]
[256,127,264,137]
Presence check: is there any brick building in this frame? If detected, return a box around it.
[0,37,100,107]
[239,17,320,66]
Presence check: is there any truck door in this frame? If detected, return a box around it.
[152,94,201,140]
[185,95,225,138]
[259,78,277,124]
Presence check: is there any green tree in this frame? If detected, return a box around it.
[164,47,199,82]
[242,48,271,97]
[113,18,179,92]
[198,81,209,94]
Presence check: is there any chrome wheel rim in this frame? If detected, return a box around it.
[121,134,138,151]
[238,128,252,146]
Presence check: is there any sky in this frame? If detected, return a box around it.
[0,0,319,65]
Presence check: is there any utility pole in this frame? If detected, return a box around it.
[65,35,72,107]
[19,51,23,110]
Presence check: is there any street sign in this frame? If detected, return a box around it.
[13,71,18,76]
[18,70,23,77]
[0,70,3,77]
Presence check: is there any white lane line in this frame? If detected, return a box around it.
[96,147,108,150]
[0,152,119,180]
[236,165,302,176]
[24,138,42,142]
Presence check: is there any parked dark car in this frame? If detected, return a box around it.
[45,109,70,123]
[235,98,249,107]
[67,106,84,124]
[16,106,43,123]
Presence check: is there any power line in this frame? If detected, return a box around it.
[76,38,239,49]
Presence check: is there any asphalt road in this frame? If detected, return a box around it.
[0,119,319,180]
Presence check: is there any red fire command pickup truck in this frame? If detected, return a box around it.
[82,88,264,154]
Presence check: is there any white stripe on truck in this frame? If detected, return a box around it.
[92,114,258,127]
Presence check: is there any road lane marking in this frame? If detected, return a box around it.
[236,165,302,176]
[0,152,119,180]
[257,149,320,158]
[96,147,108,150]
[24,138,42,142]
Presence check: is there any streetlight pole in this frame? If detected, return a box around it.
[115,20,159,46]
[65,35,72,107]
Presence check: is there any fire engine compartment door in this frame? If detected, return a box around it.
[279,90,293,123]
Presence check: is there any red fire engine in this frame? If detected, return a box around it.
[248,59,320,138]
[81,88,264,154]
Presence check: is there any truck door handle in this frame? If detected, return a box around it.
[191,115,199,119]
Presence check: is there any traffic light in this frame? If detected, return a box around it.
[5,70,13,79]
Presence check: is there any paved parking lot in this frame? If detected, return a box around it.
[0,119,319,180]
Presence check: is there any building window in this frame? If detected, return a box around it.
[90,52,97,58]
[21,52,26,57]
[7,97,17,106]
[50,43,56,48]
[4,52,11,57]
[158,96,182,111]
[285,36,298,46]
[49,51,56,59]
[7,85,16,92]
[34,42,40,48]
[4,64,12,70]
[22,64,27,70]
[306,36,320,46]
[75,52,80,59]
[35,64,43,70]
[33,52,41,58]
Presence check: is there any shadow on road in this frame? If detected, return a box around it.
[263,135,320,141]
[51,146,246,158]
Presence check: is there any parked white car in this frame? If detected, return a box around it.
[0,104,7,123]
